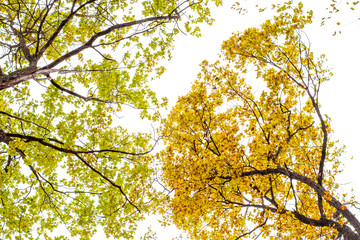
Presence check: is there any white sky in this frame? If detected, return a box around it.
[97,0,360,239]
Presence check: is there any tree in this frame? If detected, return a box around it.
[159,3,360,239]
[0,0,222,239]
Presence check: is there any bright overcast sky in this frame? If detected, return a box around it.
[101,0,360,239]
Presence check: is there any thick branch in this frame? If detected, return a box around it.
[36,0,96,59]
[6,132,152,156]
[42,14,179,70]
[238,167,360,236]
[0,14,179,90]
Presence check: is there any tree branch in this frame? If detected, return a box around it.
[238,167,360,236]
[36,0,96,59]
[42,14,179,70]
[6,132,154,156]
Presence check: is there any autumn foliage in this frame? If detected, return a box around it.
[1,0,360,239]
[160,4,360,239]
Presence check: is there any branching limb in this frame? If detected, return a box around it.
[7,131,156,156]
[234,218,268,240]
[73,153,140,213]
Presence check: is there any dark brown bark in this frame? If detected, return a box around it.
[238,167,360,237]
[0,11,179,90]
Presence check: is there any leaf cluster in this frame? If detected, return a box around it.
[159,3,359,239]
